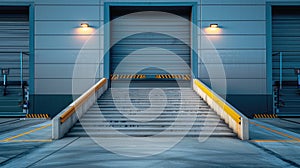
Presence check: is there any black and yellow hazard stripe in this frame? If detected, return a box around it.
[26,114,50,119]
[253,114,278,118]
[155,74,191,80]
[111,74,146,80]
[111,74,191,80]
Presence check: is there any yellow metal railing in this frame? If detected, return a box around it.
[194,79,241,124]
[60,78,107,123]
[193,79,249,140]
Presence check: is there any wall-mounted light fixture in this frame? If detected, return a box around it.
[204,23,222,35]
[76,22,94,35]
[209,24,218,28]
[80,23,89,28]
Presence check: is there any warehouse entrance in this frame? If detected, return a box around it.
[109,6,192,87]
[272,6,300,116]
[0,6,30,116]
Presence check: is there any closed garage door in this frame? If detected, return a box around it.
[110,6,191,81]
[272,6,300,83]
[0,6,29,82]
[272,6,300,115]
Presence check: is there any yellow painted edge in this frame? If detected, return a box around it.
[194,79,241,124]
[0,124,52,142]
[60,78,107,123]
[250,121,300,142]
[0,139,52,143]
[251,140,299,143]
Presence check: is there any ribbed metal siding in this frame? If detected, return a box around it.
[272,6,300,82]
[110,7,191,77]
[0,6,29,82]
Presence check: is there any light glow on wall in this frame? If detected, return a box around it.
[204,24,222,34]
[81,23,89,28]
[75,23,95,35]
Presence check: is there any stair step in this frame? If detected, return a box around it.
[280,105,300,108]
[93,105,209,109]
[94,102,208,107]
[0,106,22,112]
[67,132,236,137]
[277,113,300,117]
[1,95,22,97]
[89,107,210,113]
[67,88,235,138]
[282,99,300,102]
[96,101,207,104]
[79,118,222,122]
[75,122,228,127]
[75,120,227,127]
[81,116,220,121]
[279,86,300,114]
[0,112,26,117]
[85,111,216,115]
[97,100,204,103]
[71,126,232,132]
[100,97,202,100]
[0,100,22,106]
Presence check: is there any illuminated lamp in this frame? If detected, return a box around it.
[80,23,89,28]
[209,24,218,28]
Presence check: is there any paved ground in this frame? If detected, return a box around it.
[0,118,300,168]
[256,118,300,135]
[0,119,51,166]
[0,118,46,135]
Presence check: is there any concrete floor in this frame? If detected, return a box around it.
[256,118,300,135]
[0,118,300,168]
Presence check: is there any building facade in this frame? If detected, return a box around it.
[0,0,300,118]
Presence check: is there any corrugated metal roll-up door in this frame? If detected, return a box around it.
[272,6,300,83]
[0,6,29,82]
[272,6,300,116]
[110,6,191,80]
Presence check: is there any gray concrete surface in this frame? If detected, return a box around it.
[0,119,51,166]
[1,137,294,168]
[0,118,46,134]
[256,118,300,135]
[0,118,300,167]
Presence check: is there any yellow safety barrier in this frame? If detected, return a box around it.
[193,79,249,140]
[253,114,278,118]
[194,80,241,124]
[60,78,107,123]
[53,78,108,139]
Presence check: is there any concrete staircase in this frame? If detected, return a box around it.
[0,85,24,117]
[278,86,300,116]
[67,88,235,138]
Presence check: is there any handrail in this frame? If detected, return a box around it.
[19,51,29,88]
[60,78,107,123]
[273,82,281,113]
[193,79,249,140]
[194,80,241,123]
[279,52,283,89]
[272,52,283,89]
[52,78,108,139]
